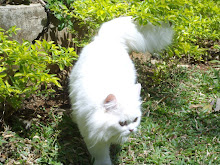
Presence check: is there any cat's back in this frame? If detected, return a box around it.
[69,38,137,106]
[71,38,136,83]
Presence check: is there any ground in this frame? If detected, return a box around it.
[0,56,219,164]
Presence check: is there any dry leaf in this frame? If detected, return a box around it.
[3,134,14,138]
[203,104,213,113]
[214,98,220,112]
[189,104,203,109]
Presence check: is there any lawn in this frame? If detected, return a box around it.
[120,65,220,164]
[0,63,219,164]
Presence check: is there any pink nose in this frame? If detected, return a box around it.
[129,129,134,132]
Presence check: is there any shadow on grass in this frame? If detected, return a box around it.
[56,114,122,165]
[56,114,91,165]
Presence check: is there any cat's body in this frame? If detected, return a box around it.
[69,16,173,165]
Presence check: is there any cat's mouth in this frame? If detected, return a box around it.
[123,130,135,136]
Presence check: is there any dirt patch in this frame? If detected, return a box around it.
[2,67,71,130]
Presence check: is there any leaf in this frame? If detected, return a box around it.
[14,73,23,77]
[3,134,14,138]
[0,28,5,32]
[214,44,220,50]
[189,104,203,109]
[0,74,6,79]
[202,104,213,114]
[214,98,220,112]
[31,44,36,50]
[0,139,8,145]
[210,60,220,64]
[51,79,62,88]
[35,40,42,47]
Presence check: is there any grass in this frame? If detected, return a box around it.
[120,65,220,164]
[0,65,219,164]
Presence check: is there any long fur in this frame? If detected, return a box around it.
[69,16,173,165]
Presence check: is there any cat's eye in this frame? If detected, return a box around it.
[133,117,138,122]
[119,121,127,126]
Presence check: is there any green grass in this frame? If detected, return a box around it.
[0,65,219,164]
[119,66,220,164]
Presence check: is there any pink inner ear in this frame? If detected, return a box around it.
[104,94,116,104]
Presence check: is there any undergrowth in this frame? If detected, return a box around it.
[46,0,220,62]
[0,65,219,164]
[0,27,78,120]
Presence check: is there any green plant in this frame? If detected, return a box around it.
[1,66,219,164]
[46,0,219,62]
[0,26,78,118]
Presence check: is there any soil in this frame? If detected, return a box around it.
[2,67,72,129]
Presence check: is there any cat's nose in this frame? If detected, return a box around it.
[129,129,134,132]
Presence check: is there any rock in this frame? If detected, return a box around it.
[0,4,47,43]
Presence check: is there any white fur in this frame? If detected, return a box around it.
[69,16,173,165]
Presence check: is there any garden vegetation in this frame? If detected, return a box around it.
[0,0,219,164]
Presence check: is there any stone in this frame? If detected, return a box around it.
[0,4,47,43]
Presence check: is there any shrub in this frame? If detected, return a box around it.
[0,26,78,118]
[46,0,219,62]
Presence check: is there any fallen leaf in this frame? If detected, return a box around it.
[0,157,5,163]
[37,114,42,118]
[33,135,40,139]
[3,134,13,138]
[203,104,213,113]
[189,104,203,109]
[214,98,220,112]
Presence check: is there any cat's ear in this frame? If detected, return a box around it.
[104,94,117,111]
[135,83,141,96]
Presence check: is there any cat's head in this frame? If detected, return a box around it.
[101,83,142,143]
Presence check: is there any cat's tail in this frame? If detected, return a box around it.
[97,16,173,53]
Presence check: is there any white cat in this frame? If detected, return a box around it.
[69,16,173,165]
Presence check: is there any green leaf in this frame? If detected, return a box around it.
[0,72,7,78]
[14,73,23,77]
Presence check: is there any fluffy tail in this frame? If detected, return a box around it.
[97,16,173,53]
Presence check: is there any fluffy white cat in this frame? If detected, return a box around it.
[69,16,173,165]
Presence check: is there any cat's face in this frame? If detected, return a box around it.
[118,116,140,135]
[103,100,141,143]
[103,84,142,142]
[114,103,141,136]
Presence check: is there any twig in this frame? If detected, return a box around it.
[142,95,169,117]
[151,95,169,112]
[194,117,199,131]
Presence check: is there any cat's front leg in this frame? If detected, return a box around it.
[87,142,112,165]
